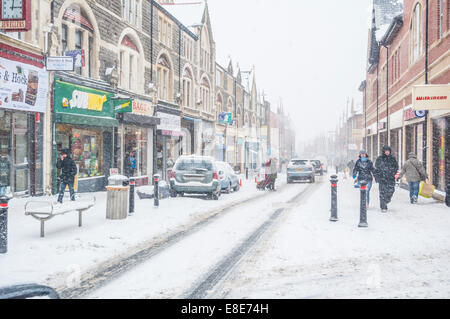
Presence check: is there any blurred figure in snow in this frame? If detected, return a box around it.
[374,146,399,212]
[397,152,427,204]
[352,150,375,209]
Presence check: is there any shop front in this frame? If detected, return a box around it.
[214,133,225,161]
[403,107,425,162]
[156,109,183,182]
[0,53,48,196]
[116,99,159,187]
[181,116,199,156]
[433,116,450,191]
[53,79,117,193]
[201,120,215,157]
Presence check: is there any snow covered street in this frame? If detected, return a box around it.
[1,171,449,299]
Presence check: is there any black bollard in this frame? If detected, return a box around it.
[446,182,450,208]
[358,180,368,228]
[329,175,338,222]
[153,174,160,208]
[129,178,135,214]
[246,167,248,180]
[0,195,9,254]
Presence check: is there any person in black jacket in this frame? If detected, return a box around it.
[56,149,77,203]
[353,150,375,208]
[374,145,399,212]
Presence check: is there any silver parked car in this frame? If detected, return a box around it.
[169,155,221,200]
[286,159,315,183]
[215,161,240,193]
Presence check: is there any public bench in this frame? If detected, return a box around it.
[25,196,96,238]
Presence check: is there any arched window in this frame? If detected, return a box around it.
[216,93,223,116]
[182,67,193,107]
[251,115,256,127]
[157,54,172,102]
[410,3,423,63]
[119,35,140,91]
[201,26,211,72]
[227,98,233,113]
[244,113,249,126]
[201,76,211,112]
[237,106,242,127]
[61,4,96,77]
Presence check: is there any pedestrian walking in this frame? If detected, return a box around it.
[374,146,399,212]
[352,150,375,209]
[56,149,77,204]
[397,152,427,204]
[268,157,277,191]
[125,151,136,177]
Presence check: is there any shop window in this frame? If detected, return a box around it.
[123,126,147,177]
[0,111,11,193]
[57,125,104,178]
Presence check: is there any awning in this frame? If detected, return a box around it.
[119,113,160,127]
[183,116,201,122]
[55,113,118,127]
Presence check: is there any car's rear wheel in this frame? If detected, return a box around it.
[226,182,232,194]
[233,183,240,192]
[170,189,177,197]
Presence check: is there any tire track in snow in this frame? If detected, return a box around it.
[58,180,294,299]
[182,180,322,299]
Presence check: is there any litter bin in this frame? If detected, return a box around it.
[106,175,129,220]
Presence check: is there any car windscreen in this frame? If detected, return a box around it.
[290,160,308,166]
[175,159,213,171]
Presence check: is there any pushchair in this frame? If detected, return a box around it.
[256,173,275,191]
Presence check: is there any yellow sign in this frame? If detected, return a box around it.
[70,90,107,111]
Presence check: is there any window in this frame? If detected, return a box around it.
[201,77,211,112]
[410,3,423,63]
[159,15,172,48]
[439,0,444,39]
[122,0,141,26]
[61,5,96,78]
[157,55,171,101]
[216,70,222,87]
[62,24,68,53]
[182,68,193,107]
[75,30,83,75]
[119,36,140,91]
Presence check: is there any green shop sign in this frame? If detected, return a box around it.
[113,98,132,113]
[54,80,115,118]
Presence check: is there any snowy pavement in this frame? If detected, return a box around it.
[211,172,450,299]
[0,174,286,290]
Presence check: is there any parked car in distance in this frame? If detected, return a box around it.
[169,155,221,200]
[286,159,315,183]
[315,155,328,173]
[310,159,324,176]
[215,161,240,193]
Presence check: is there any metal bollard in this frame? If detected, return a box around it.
[153,174,160,208]
[329,175,338,222]
[129,178,135,214]
[358,180,368,228]
[246,167,249,180]
[0,195,9,254]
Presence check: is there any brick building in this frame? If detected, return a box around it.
[361,0,450,191]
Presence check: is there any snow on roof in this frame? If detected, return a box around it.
[160,0,205,31]
[376,23,390,42]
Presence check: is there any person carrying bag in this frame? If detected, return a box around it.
[397,152,428,204]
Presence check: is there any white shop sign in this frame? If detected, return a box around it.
[156,112,181,132]
[0,57,49,113]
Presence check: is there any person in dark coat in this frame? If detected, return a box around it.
[56,149,77,203]
[125,151,136,177]
[374,145,399,212]
[353,150,375,208]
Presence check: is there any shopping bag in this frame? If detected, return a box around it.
[419,181,435,198]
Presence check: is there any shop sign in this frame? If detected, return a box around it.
[64,50,85,67]
[412,84,450,110]
[109,168,119,175]
[157,112,181,133]
[54,80,114,117]
[45,56,74,71]
[403,108,417,121]
[218,112,232,124]
[113,99,132,113]
[132,100,153,116]
[0,56,49,113]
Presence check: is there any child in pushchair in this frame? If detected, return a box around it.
[256,160,276,191]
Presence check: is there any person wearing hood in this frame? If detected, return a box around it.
[374,146,399,212]
[397,152,427,204]
[56,149,77,203]
[353,150,375,208]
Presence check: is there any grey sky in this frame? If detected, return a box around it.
[207,0,372,144]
